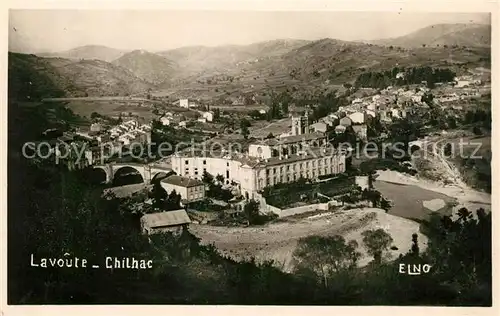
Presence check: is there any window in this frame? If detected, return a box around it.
[227,162,229,167]
[226,170,230,178]
[286,165,290,171]
[203,168,207,172]
[194,171,198,175]
[273,168,276,174]
[203,160,206,165]
[185,160,189,165]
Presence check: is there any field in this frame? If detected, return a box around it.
[59,100,155,120]
[211,104,267,113]
[190,208,428,272]
[249,118,291,138]
[61,100,200,122]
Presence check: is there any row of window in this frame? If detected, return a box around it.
[264,157,341,176]
[184,159,228,167]
[188,193,204,200]
[258,164,345,189]
[189,186,204,192]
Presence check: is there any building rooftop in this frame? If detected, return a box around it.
[162,175,204,187]
[175,145,344,169]
[141,210,191,228]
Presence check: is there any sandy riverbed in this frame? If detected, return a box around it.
[190,208,427,272]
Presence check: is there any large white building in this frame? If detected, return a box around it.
[171,132,346,199]
[161,175,205,203]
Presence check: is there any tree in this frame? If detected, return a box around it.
[362,229,394,264]
[362,189,382,208]
[266,132,274,139]
[447,116,457,129]
[422,92,434,105]
[240,118,251,129]
[243,199,260,225]
[443,143,453,156]
[165,189,182,211]
[90,112,100,120]
[151,181,168,211]
[241,125,250,140]
[380,198,392,212]
[410,233,420,256]
[213,108,221,121]
[215,174,225,184]
[473,126,483,136]
[390,117,421,153]
[202,171,214,185]
[293,235,360,287]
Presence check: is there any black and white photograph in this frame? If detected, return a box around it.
[5,1,495,309]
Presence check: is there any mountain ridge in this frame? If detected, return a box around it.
[368,23,491,48]
[38,45,129,62]
[112,49,178,85]
[8,52,154,100]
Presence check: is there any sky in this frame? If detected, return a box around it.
[9,10,490,53]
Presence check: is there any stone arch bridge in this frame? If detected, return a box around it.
[93,162,174,185]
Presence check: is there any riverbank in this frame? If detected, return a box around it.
[375,170,491,220]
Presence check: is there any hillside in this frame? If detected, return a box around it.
[112,50,178,85]
[156,37,490,100]
[38,45,128,62]
[158,39,310,77]
[8,52,153,100]
[371,23,491,48]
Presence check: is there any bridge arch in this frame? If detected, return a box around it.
[112,165,145,186]
[92,165,112,184]
[89,167,109,184]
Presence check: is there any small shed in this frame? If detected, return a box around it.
[141,210,191,235]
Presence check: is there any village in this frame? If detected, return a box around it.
[30,66,491,269]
